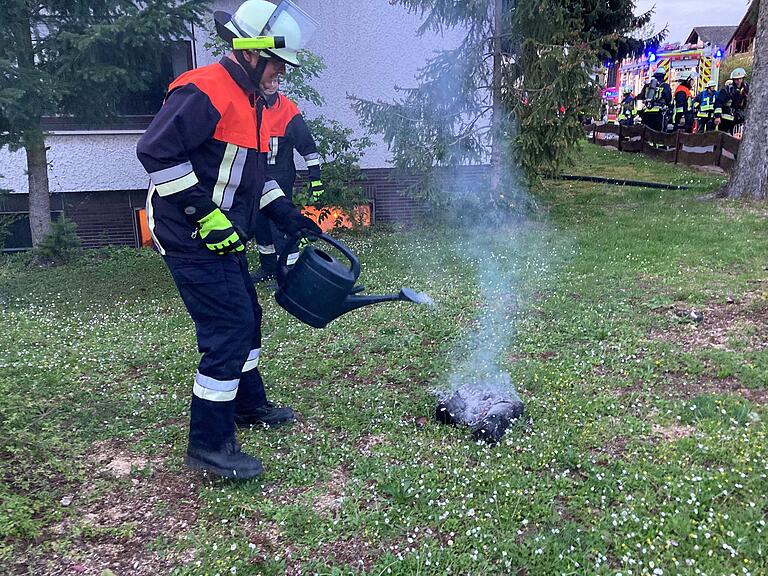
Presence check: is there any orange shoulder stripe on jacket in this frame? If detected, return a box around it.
[263,94,301,138]
[168,63,267,152]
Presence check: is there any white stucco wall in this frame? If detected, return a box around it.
[1,133,148,194]
[0,1,462,193]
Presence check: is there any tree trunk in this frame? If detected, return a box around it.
[15,12,52,244]
[724,0,768,200]
[25,130,52,246]
[489,0,505,193]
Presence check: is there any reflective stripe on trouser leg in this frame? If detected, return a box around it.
[193,371,239,402]
[242,348,261,372]
[286,252,300,266]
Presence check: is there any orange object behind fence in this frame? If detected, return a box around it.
[136,205,371,249]
[301,205,371,232]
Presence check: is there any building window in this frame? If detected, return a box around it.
[0,212,63,252]
[40,40,194,132]
[116,41,194,116]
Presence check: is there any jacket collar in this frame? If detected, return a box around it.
[219,56,258,94]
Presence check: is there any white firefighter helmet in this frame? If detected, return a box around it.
[214,0,317,67]
[654,66,667,77]
[706,79,718,89]
[730,67,747,80]
[622,85,633,94]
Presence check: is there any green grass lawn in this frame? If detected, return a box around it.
[1,144,767,575]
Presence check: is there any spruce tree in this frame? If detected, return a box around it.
[0,1,209,246]
[352,0,661,206]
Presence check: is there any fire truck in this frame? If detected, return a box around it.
[601,43,724,119]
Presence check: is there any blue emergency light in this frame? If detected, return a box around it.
[715,48,723,59]
[648,52,657,63]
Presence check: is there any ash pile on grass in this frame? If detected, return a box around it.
[436,378,524,444]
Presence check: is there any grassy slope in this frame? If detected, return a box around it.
[1,144,766,575]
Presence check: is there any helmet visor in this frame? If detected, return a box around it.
[262,0,317,53]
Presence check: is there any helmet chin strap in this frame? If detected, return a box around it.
[234,49,269,97]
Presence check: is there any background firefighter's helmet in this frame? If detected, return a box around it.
[730,67,747,80]
[214,0,317,67]
[654,66,667,78]
[622,85,633,94]
[706,79,718,89]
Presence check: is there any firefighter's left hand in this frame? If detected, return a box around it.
[308,180,324,202]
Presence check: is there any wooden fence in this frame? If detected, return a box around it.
[584,123,741,172]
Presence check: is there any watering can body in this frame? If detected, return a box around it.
[274,232,422,328]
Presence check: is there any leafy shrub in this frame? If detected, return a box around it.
[34,215,81,264]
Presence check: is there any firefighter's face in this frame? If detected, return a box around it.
[261,58,285,95]
[733,78,743,88]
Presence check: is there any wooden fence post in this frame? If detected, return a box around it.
[674,130,681,164]
[716,131,724,169]
[617,124,623,152]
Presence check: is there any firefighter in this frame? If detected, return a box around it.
[616,86,638,126]
[693,80,718,132]
[673,73,695,132]
[251,76,324,283]
[715,68,749,135]
[136,0,322,479]
[639,66,672,133]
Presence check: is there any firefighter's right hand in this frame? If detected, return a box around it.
[286,213,322,238]
[196,208,245,255]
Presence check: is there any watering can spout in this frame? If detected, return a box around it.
[340,287,434,315]
[339,290,402,315]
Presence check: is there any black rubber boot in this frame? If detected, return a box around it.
[185,441,264,479]
[235,401,296,428]
[186,396,263,479]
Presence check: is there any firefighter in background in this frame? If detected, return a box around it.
[136,0,322,479]
[615,86,637,126]
[639,66,672,133]
[251,76,324,283]
[673,73,695,132]
[693,80,718,132]
[715,68,749,135]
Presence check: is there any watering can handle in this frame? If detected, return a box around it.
[277,232,361,285]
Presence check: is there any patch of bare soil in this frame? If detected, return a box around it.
[591,435,630,461]
[311,467,349,515]
[648,294,768,354]
[311,535,378,573]
[355,434,387,456]
[9,440,200,576]
[651,423,696,442]
[736,388,768,405]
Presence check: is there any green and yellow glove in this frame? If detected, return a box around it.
[308,180,324,202]
[196,208,244,255]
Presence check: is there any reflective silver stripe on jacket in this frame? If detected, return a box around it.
[212,143,247,211]
[149,162,199,197]
[257,244,276,255]
[268,136,279,165]
[145,183,165,255]
[260,179,285,210]
[304,152,320,167]
[193,371,239,402]
[242,348,261,372]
